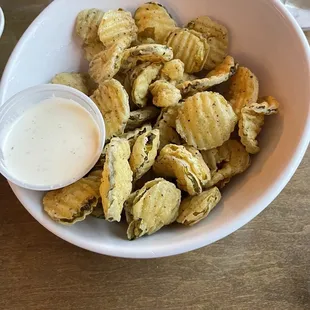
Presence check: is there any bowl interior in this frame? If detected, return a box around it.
[0,0,309,258]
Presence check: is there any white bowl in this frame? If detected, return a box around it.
[0,84,106,191]
[0,7,4,38]
[0,0,309,258]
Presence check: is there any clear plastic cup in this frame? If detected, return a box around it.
[0,84,105,191]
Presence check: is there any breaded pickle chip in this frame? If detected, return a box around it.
[121,124,152,148]
[155,103,180,128]
[130,129,160,180]
[178,73,198,84]
[239,109,263,155]
[124,192,138,224]
[177,187,221,226]
[154,104,182,149]
[201,148,222,175]
[100,138,133,222]
[176,91,237,150]
[51,72,90,95]
[98,9,137,49]
[132,63,163,107]
[166,28,210,73]
[217,178,231,189]
[160,59,185,84]
[121,44,173,72]
[248,96,279,115]
[207,56,237,79]
[43,175,101,225]
[153,144,211,195]
[187,15,229,70]
[91,79,130,140]
[149,80,182,108]
[125,106,159,131]
[76,9,104,43]
[203,140,250,188]
[127,62,151,86]
[228,66,259,117]
[88,171,105,219]
[91,202,105,219]
[239,96,279,154]
[89,44,123,84]
[134,2,177,44]
[127,63,159,105]
[156,124,180,150]
[126,178,181,240]
[83,41,105,62]
[177,56,238,96]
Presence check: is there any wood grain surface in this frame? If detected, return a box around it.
[0,2,309,309]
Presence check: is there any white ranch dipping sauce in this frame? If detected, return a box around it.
[3,97,100,187]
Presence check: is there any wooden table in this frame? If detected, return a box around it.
[0,2,309,309]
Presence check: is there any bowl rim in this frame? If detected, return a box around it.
[0,7,5,38]
[0,0,310,258]
[0,84,106,191]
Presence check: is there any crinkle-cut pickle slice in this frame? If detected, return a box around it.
[126,178,181,240]
[176,91,237,150]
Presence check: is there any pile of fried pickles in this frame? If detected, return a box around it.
[44,2,279,240]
